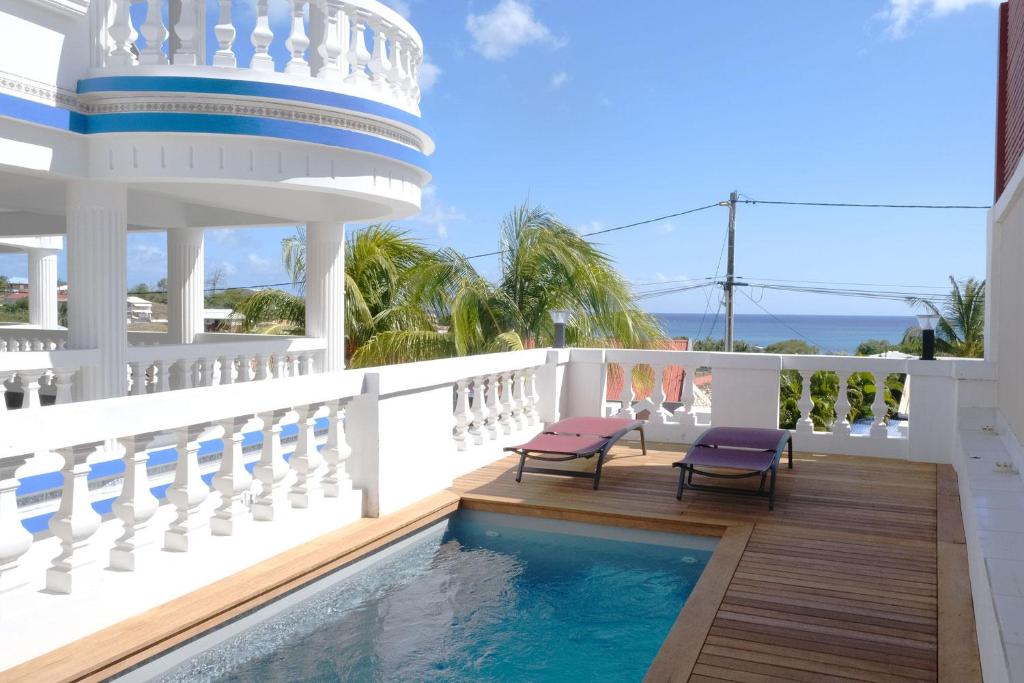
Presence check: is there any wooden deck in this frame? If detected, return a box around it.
[453,443,981,683]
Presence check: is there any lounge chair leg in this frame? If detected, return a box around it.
[639,426,648,455]
[593,449,609,490]
[788,436,793,469]
[768,464,777,510]
[759,472,767,492]
[675,467,686,500]
[515,452,527,483]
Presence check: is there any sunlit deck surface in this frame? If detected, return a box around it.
[9,444,980,682]
[454,444,981,683]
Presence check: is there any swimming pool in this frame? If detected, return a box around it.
[120,510,715,682]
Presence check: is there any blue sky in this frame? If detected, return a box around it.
[0,0,999,316]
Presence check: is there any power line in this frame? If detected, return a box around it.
[738,198,990,210]
[738,287,828,350]
[736,276,952,290]
[463,202,724,260]
[695,226,730,341]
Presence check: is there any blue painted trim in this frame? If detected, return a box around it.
[77,76,425,130]
[85,112,428,168]
[0,90,85,133]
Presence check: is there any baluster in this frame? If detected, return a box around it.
[172,0,198,65]
[46,442,104,593]
[346,9,371,83]
[834,371,852,437]
[255,354,269,381]
[317,0,347,80]
[53,369,75,404]
[130,361,146,396]
[0,454,33,593]
[0,373,10,411]
[236,355,251,382]
[169,359,188,390]
[272,354,287,379]
[796,371,815,434]
[164,423,212,551]
[154,359,170,393]
[0,340,6,352]
[139,0,168,64]
[512,371,526,429]
[468,377,485,446]
[212,415,254,535]
[110,432,160,570]
[21,371,41,409]
[649,364,671,425]
[218,355,234,384]
[500,371,514,435]
[408,48,422,100]
[253,409,290,520]
[290,403,323,508]
[302,353,315,376]
[290,354,301,377]
[250,0,275,70]
[285,0,311,75]
[108,0,137,65]
[201,357,216,387]
[213,0,237,67]
[387,31,406,94]
[367,20,391,87]
[870,371,890,438]
[526,367,542,425]
[617,363,636,419]
[453,379,470,451]
[31,340,43,351]
[322,399,353,497]
[485,374,500,440]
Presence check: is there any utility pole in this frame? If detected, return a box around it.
[723,190,738,352]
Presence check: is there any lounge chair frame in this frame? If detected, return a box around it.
[673,429,793,510]
[507,418,646,490]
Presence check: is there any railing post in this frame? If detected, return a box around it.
[485,374,500,440]
[253,408,290,520]
[110,433,160,570]
[164,423,212,551]
[212,415,254,535]
[218,355,234,384]
[387,30,406,94]
[870,371,890,439]
[525,367,541,426]
[107,0,137,66]
[367,19,390,87]
[285,0,311,75]
[47,442,104,594]
[53,369,76,404]
[470,377,485,446]
[130,361,147,396]
[172,0,199,65]
[20,372,42,410]
[346,9,371,82]
[833,372,852,437]
[290,403,324,508]
[500,371,514,435]
[0,454,33,594]
[513,370,527,429]
[139,0,169,65]
[649,364,671,425]
[322,398,353,497]
[154,359,170,393]
[317,0,347,80]
[617,363,636,419]
[796,371,815,434]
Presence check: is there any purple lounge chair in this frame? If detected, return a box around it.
[673,427,793,510]
[505,417,646,490]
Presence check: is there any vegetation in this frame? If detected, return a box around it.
[909,276,985,358]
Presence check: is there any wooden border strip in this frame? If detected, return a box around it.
[644,523,754,682]
[936,464,982,683]
[2,492,461,683]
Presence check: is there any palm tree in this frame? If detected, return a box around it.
[351,203,666,366]
[909,276,985,358]
[235,224,443,357]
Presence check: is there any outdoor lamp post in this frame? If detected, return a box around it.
[550,309,571,348]
[917,313,939,361]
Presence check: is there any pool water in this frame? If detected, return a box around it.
[126,511,714,682]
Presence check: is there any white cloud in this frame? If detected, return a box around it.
[658,222,676,234]
[549,71,569,90]
[413,185,465,239]
[466,0,565,60]
[131,243,164,262]
[381,0,411,19]
[247,252,273,271]
[880,0,999,38]
[419,56,442,92]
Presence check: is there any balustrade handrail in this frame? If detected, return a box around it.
[126,336,327,363]
[0,368,367,456]
[372,349,551,396]
[0,349,99,373]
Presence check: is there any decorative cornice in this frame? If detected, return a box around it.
[0,70,424,153]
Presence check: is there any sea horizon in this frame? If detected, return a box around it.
[652,312,918,355]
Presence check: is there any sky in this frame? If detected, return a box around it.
[0,0,1000,316]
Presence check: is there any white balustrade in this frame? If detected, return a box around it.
[212,415,254,535]
[469,377,485,446]
[453,378,469,451]
[446,359,547,451]
[289,403,323,508]
[46,442,103,593]
[0,454,33,593]
[485,374,500,440]
[253,408,290,521]
[110,432,160,570]
[94,0,424,114]
[164,423,211,551]
[322,398,353,497]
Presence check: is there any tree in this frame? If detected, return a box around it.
[156,277,167,292]
[909,276,985,358]
[129,283,150,296]
[763,339,818,355]
[691,337,757,352]
[351,203,666,366]
[206,266,228,294]
[0,275,8,295]
[855,339,892,356]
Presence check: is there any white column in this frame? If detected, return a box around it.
[168,227,205,344]
[67,181,128,400]
[27,248,59,329]
[305,222,346,372]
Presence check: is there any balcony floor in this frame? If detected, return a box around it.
[6,445,981,682]
[454,444,981,683]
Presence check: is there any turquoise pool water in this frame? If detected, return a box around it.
[126,511,714,682]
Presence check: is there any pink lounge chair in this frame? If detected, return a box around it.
[505,417,646,490]
[673,427,793,510]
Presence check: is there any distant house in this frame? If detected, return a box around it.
[204,308,245,332]
[6,276,28,293]
[127,296,153,322]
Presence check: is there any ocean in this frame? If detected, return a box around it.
[653,313,918,355]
